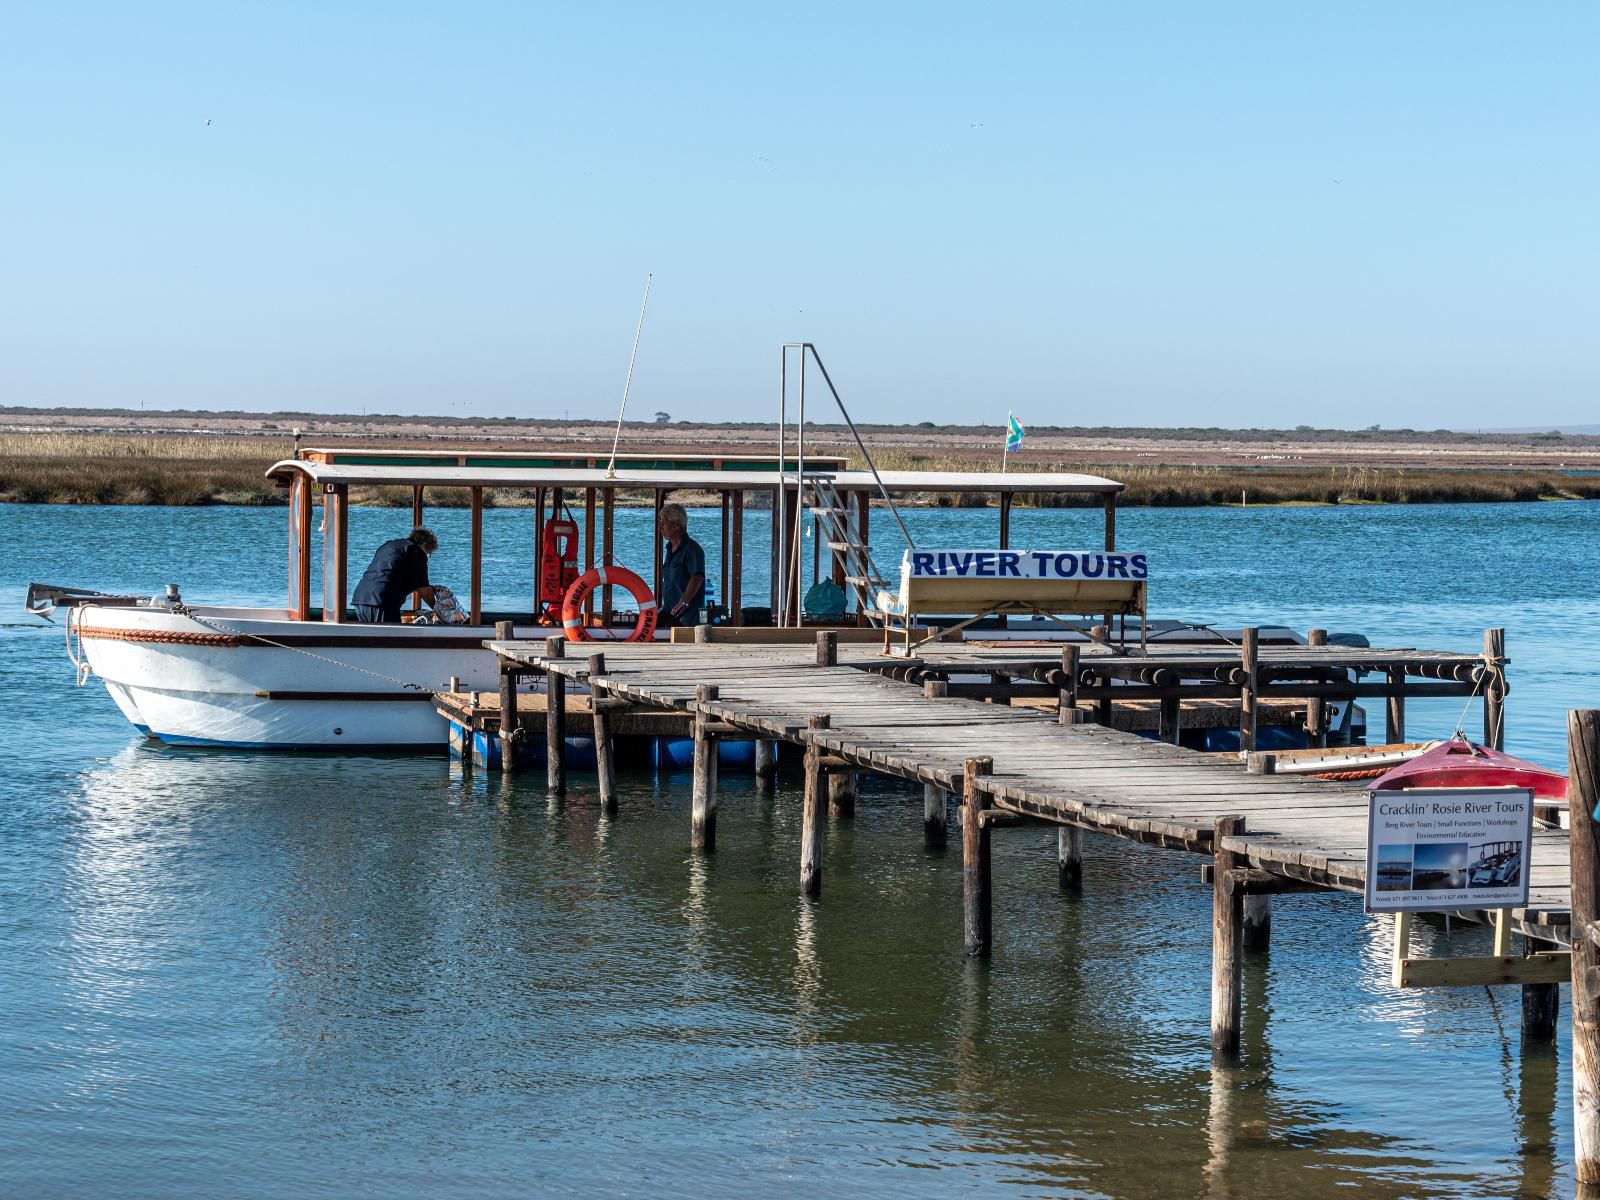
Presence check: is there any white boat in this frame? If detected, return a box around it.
[31,440,1126,751]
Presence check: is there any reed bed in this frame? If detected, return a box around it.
[5,431,1600,508]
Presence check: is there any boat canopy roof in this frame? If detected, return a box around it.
[266,456,1126,495]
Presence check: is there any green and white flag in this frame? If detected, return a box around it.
[1005,412,1025,453]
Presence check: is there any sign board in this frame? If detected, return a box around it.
[1364,786,1534,913]
[905,550,1148,581]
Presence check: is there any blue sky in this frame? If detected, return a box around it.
[2,3,1595,427]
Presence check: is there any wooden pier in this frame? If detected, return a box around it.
[455,630,1600,1183]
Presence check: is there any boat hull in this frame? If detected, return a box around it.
[75,604,542,750]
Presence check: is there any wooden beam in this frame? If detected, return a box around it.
[1485,627,1507,750]
[801,714,828,896]
[1306,627,1328,746]
[1395,951,1571,989]
[730,489,744,624]
[1570,707,1600,1184]
[289,473,312,620]
[1211,814,1245,1063]
[1058,824,1083,891]
[321,482,348,623]
[411,485,425,616]
[588,651,616,815]
[469,486,484,626]
[692,683,718,850]
[1239,627,1259,753]
[545,635,566,795]
[963,756,994,957]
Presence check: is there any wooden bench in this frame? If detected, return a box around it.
[878,548,1148,653]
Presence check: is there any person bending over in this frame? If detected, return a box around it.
[657,503,705,628]
[353,526,438,623]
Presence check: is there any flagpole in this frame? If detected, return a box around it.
[1001,412,1011,473]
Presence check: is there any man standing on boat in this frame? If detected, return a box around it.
[352,526,439,623]
[657,503,705,628]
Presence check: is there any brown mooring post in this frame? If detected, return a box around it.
[1385,666,1406,744]
[1090,627,1113,724]
[1523,934,1559,1043]
[495,621,519,771]
[962,756,994,958]
[754,739,776,789]
[828,770,855,819]
[801,715,829,896]
[1058,825,1083,891]
[1211,815,1247,1063]
[1058,644,1083,725]
[923,677,950,847]
[1239,628,1259,754]
[1159,695,1181,744]
[545,636,566,794]
[816,629,837,667]
[587,652,616,816]
[692,683,719,851]
[1305,628,1328,747]
[1485,628,1507,751]
[1570,709,1600,1185]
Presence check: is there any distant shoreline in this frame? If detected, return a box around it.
[4,420,1600,508]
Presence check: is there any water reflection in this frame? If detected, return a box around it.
[0,668,1578,1196]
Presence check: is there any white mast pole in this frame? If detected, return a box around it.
[605,274,653,479]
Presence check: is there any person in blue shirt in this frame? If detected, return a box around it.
[352,526,439,623]
[657,503,705,628]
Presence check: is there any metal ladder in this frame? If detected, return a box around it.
[807,476,890,621]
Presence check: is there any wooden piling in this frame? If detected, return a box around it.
[495,620,519,771]
[587,651,616,815]
[1385,666,1406,744]
[816,629,838,667]
[1570,708,1600,1184]
[545,635,566,794]
[1239,629,1259,754]
[1484,628,1506,751]
[692,683,719,851]
[1242,894,1271,952]
[801,714,829,897]
[1159,695,1180,744]
[1522,934,1560,1043]
[1058,645,1083,725]
[923,782,947,850]
[754,739,776,790]
[1211,815,1246,1063]
[963,756,994,958]
[1058,824,1083,891]
[1306,628,1328,746]
[828,771,856,819]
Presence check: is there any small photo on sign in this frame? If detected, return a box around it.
[1374,844,1413,892]
[1467,842,1522,889]
[1411,842,1469,891]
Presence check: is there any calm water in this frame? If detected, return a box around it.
[4,499,1600,1198]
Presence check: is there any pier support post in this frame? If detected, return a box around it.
[1090,628,1113,724]
[1159,695,1181,744]
[1211,815,1246,1064]
[545,636,566,794]
[1242,895,1271,952]
[1058,645,1083,725]
[801,715,829,897]
[1569,709,1600,1185]
[754,739,776,790]
[1306,628,1328,747]
[1058,824,1083,891]
[495,621,520,771]
[816,629,837,667]
[923,783,947,850]
[828,771,856,819]
[1239,628,1259,755]
[587,652,616,816]
[1522,934,1560,1043]
[692,684,719,851]
[962,757,994,959]
[1484,628,1507,751]
[1385,666,1406,744]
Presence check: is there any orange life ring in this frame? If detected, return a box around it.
[561,566,658,642]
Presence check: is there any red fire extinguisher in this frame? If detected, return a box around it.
[539,517,580,621]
